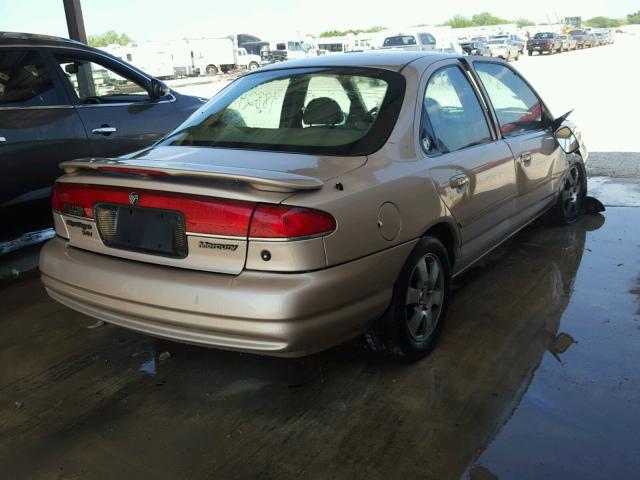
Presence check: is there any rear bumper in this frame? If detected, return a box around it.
[40,237,415,356]
[529,45,551,51]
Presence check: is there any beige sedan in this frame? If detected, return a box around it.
[40,51,588,360]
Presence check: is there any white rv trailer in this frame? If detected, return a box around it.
[101,42,174,78]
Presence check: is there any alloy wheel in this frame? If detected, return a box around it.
[405,253,445,342]
[562,165,583,218]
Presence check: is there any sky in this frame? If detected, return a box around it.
[1,0,638,41]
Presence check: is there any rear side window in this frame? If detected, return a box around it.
[0,50,62,107]
[161,67,405,156]
[474,62,544,136]
[383,36,417,47]
[422,66,492,154]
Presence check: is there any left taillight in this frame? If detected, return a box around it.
[52,182,94,218]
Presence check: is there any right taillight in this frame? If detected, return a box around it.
[249,204,336,240]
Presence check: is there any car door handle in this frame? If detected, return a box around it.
[91,126,117,135]
[449,174,469,189]
[519,152,532,164]
[0,136,6,143]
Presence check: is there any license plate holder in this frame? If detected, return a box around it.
[95,204,187,258]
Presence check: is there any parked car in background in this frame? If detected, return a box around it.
[569,29,592,48]
[593,32,610,46]
[380,32,437,51]
[490,34,525,54]
[0,32,203,253]
[486,38,520,60]
[586,33,600,47]
[40,51,588,361]
[459,40,491,56]
[558,35,578,51]
[527,32,562,55]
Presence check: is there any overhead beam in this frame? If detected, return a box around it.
[63,0,87,43]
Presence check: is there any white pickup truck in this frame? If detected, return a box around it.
[379,32,437,51]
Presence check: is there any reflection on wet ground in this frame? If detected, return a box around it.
[0,206,638,479]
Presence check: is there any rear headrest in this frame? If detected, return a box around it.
[303,97,343,126]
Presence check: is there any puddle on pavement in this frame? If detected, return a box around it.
[588,176,640,207]
[463,207,640,480]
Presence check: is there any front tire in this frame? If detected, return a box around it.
[366,237,451,362]
[549,162,586,225]
[248,61,260,71]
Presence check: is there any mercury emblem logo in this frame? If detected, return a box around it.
[128,192,139,205]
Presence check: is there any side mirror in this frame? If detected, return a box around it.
[150,78,170,99]
[554,126,579,154]
[64,62,80,74]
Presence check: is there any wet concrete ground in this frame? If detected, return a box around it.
[1,180,639,479]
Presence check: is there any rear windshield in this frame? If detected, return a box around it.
[383,35,417,47]
[570,30,586,35]
[160,67,405,156]
[534,33,554,39]
[487,39,507,44]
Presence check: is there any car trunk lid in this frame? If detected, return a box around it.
[53,146,356,274]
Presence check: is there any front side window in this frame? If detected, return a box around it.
[161,67,405,156]
[0,50,61,107]
[474,62,545,136]
[422,66,492,154]
[55,55,148,104]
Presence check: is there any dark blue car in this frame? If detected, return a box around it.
[0,32,204,253]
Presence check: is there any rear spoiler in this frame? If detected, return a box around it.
[60,158,324,193]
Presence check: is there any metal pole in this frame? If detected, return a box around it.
[63,0,87,43]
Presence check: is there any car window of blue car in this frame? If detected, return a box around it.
[422,65,492,154]
[0,50,62,107]
[54,56,149,104]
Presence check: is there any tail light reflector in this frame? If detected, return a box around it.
[249,204,336,239]
[52,183,255,237]
[52,183,336,240]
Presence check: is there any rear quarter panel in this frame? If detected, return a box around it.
[283,59,459,268]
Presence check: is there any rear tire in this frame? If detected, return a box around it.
[528,50,533,56]
[365,237,451,362]
[205,64,219,75]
